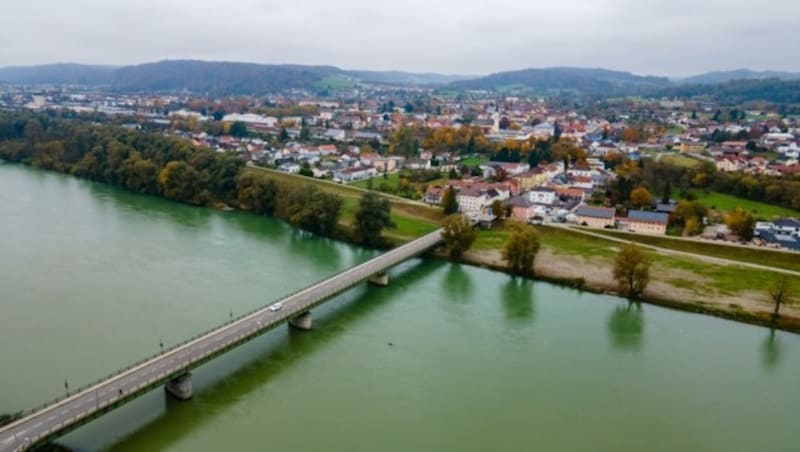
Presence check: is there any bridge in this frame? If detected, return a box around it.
[0,229,443,452]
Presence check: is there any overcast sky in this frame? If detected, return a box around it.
[3,0,799,76]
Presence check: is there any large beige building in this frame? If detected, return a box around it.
[574,205,616,228]
[624,210,669,235]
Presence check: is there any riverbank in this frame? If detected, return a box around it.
[438,243,800,334]
[3,159,795,335]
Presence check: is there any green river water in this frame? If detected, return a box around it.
[0,163,797,451]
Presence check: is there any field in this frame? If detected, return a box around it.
[591,229,800,273]
[474,224,616,258]
[473,224,786,297]
[246,166,443,242]
[659,153,699,168]
[688,191,800,219]
[459,156,488,168]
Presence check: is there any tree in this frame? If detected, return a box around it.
[229,121,248,137]
[441,186,459,215]
[157,161,211,206]
[551,138,585,165]
[499,116,511,130]
[275,185,342,236]
[355,192,393,247]
[768,275,795,318]
[490,200,506,219]
[236,173,279,215]
[278,127,289,142]
[502,222,541,276]
[725,207,755,241]
[620,128,640,143]
[299,162,314,177]
[448,168,458,179]
[613,243,651,298]
[441,214,477,258]
[630,186,652,209]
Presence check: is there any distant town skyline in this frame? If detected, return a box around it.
[3,0,800,77]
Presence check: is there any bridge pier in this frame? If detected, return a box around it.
[165,373,193,401]
[369,272,389,286]
[289,311,313,331]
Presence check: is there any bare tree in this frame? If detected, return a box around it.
[769,275,795,318]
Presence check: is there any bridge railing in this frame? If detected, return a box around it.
[10,229,442,422]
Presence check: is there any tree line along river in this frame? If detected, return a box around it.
[0,163,798,452]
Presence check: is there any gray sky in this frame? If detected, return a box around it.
[3,0,799,76]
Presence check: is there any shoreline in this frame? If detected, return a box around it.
[431,248,800,334]
[3,162,796,334]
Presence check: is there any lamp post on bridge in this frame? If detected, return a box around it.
[64,379,69,396]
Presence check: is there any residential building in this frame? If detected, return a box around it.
[457,186,489,213]
[624,210,669,235]
[574,205,616,228]
[527,187,556,205]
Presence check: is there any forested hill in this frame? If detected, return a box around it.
[651,78,800,104]
[447,67,672,95]
[0,60,471,94]
[0,63,116,85]
[680,69,800,84]
[111,60,342,93]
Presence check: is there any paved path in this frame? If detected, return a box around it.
[0,230,443,451]
[559,225,800,277]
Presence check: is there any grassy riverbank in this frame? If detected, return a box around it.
[241,168,798,332]
[244,166,443,243]
[459,224,799,332]
[590,229,800,273]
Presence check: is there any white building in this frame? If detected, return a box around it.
[527,187,557,205]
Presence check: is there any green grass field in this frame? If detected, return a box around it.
[660,153,699,168]
[474,225,617,258]
[247,166,443,242]
[592,229,800,273]
[459,156,487,168]
[689,191,800,219]
[474,223,784,296]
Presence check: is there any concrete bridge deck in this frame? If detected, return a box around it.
[0,229,443,451]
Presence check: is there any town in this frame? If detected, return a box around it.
[4,81,795,251]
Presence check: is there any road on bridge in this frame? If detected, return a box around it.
[0,230,443,452]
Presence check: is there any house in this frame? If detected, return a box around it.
[773,218,800,235]
[333,166,377,183]
[405,158,431,170]
[457,186,489,213]
[715,156,743,172]
[625,210,669,235]
[527,187,557,205]
[424,186,444,205]
[324,129,347,141]
[278,163,301,174]
[574,205,616,228]
[679,142,707,153]
[514,168,548,191]
[567,163,592,178]
[506,195,537,221]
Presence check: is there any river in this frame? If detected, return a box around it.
[1,163,798,452]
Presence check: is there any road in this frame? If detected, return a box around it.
[0,229,443,452]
